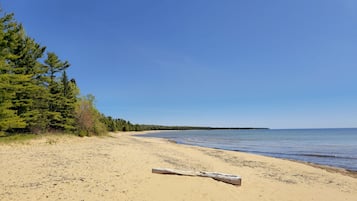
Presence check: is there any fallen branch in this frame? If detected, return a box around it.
[152,168,241,186]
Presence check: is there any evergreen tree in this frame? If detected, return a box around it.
[0,12,27,134]
[44,52,71,132]
[57,71,78,131]
[1,9,111,136]
[45,52,70,83]
[5,19,49,133]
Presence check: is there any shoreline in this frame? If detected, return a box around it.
[150,136,357,179]
[135,130,357,177]
[295,160,357,179]
[0,131,356,200]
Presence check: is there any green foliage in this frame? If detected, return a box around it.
[45,52,70,83]
[1,9,171,137]
[99,116,213,132]
[57,71,78,132]
[75,95,107,136]
[0,10,89,136]
[100,114,148,132]
[1,11,50,133]
[0,12,27,134]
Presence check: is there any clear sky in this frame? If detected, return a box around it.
[2,0,357,128]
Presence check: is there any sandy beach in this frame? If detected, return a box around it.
[0,131,356,201]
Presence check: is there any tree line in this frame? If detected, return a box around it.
[0,9,181,137]
[0,10,111,136]
[1,9,260,137]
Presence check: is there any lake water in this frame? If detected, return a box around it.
[138,128,357,171]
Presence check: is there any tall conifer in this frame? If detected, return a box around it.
[0,13,27,134]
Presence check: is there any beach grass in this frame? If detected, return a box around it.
[0,133,80,144]
[0,134,39,144]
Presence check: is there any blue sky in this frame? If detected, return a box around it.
[2,0,357,128]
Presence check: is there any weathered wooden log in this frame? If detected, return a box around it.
[152,168,241,186]
[198,171,242,186]
[152,168,197,176]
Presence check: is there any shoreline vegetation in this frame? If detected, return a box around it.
[0,131,356,201]
[0,10,106,137]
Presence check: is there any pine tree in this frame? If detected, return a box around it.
[45,52,70,83]
[44,53,72,131]
[56,71,78,131]
[0,55,26,135]
[1,9,109,136]
[4,17,49,133]
[0,12,27,134]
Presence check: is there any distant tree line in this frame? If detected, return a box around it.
[98,116,211,132]
[98,117,267,132]
[98,117,210,132]
[99,116,141,132]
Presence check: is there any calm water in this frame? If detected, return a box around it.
[138,128,357,171]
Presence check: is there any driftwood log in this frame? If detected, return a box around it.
[152,168,241,186]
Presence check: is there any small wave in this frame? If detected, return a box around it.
[300,154,337,158]
[298,154,357,160]
[232,150,357,160]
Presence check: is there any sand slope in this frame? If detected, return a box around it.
[0,132,356,201]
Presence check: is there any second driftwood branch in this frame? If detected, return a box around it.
[152,168,242,186]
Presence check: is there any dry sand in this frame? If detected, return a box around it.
[0,131,356,201]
